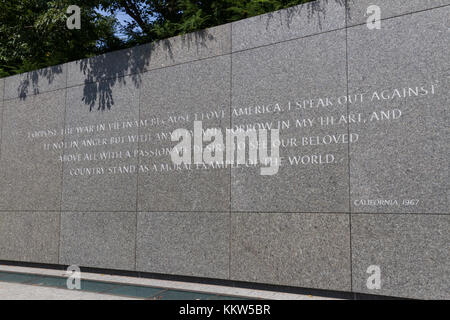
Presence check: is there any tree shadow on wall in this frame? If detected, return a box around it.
[264,0,348,30]
[14,29,215,113]
[17,65,64,100]
[15,0,347,108]
[79,0,349,112]
[78,29,215,112]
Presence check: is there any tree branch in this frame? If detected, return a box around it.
[122,0,150,34]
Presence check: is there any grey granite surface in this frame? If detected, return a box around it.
[0,211,59,264]
[0,78,4,100]
[136,212,229,279]
[67,24,231,88]
[352,214,450,299]
[230,212,351,291]
[232,0,346,52]
[0,78,3,161]
[231,29,349,213]
[137,55,231,212]
[59,211,136,270]
[67,45,147,88]
[0,90,65,210]
[4,64,67,100]
[0,1,448,300]
[61,76,140,211]
[347,0,450,26]
[142,24,231,71]
[348,7,449,214]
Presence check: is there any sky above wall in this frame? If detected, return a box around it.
[96,8,137,40]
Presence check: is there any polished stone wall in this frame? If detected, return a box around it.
[0,0,448,299]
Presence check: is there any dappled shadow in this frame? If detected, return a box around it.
[77,28,216,112]
[264,0,348,30]
[77,43,149,111]
[17,65,63,100]
[179,29,216,57]
[13,0,347,109]
[7,27,218,110]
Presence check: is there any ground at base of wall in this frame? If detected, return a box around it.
[0,265,338,300]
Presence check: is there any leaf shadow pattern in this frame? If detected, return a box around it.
[264,0,348,31]
[78,45,147,112]
[77,28,216,112]
[14,0,346,108]
[17,65,63,100]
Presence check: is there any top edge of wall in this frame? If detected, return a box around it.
[1,23,232,99]
[346,0,450,27]
[2,63,68,101]
[0,78,4,101]
[231,0,347,52]
[65,23,232,88]
[2,0,449,100]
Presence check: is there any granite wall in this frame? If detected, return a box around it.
[0,0,448,299]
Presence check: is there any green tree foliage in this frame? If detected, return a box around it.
[0,0,313,77]
[99,0,313,44]
[0,0,121,77]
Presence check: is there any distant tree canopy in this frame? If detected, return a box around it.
[97,0,314,43]
[0,0,313,77]
[0,0,121,77]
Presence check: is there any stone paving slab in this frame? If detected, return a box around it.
[0,265,338,300]
[0,282,138,300]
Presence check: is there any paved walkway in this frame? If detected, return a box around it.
[0,265,337,300]
[0,282,136,300]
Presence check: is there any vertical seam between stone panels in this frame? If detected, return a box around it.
[0,79,5,165]
[345,0,353,293]
[346,3,450,28]
[134,72,142,272]
[58,63,68,265]
[228,23,233,281]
